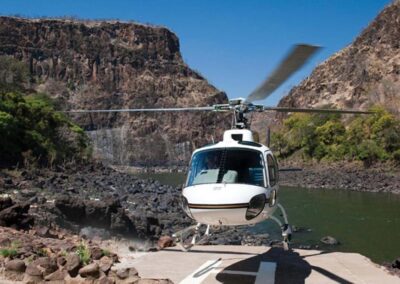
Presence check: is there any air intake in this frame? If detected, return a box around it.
[231,134,243,141]
[223,129,254,142]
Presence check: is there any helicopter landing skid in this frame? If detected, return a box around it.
[172,223,211,252]
[270,203,292,251]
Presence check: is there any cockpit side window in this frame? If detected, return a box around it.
[266,154,278,187]
[187,148,265,187]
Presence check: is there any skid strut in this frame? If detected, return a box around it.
[173,223,211,252]
[271,203,292,251]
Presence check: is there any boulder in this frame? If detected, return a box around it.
[34,226,58,238]
[25,263,43,277]
[110,209,137,234]
[64,274,95,283]
[57,256,67,267]
[115,267,138,279]
[66,253,82,277]
[0,196,13,211]
[96,275,116,284]
[54,195,136,235]
[392,257,400,269]
[110,252,119,263]
[54,195,86,222]
[157,236,174,250]
[31,256,58,276]
[23,273,43,284]
[90,246,103,260]
[5,259,26,272]
[320,236,339,245]
[0,202,33,229]
[99,256,113,273]
[44,268,68,281]
[85,198,120,226]
[0,236,11,247]
[79,262,100,278]
[17,243,34,259]
[115,268,129,279]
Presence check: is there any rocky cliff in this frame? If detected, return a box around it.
[0,17,229,166]
[278,1,400,114]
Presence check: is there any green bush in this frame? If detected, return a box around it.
[0,92,90,166]
[271,106,400,167]
[271,132,290,157]
[356,140,388,167]
[0,240,20,258]
[0,248,18,258]
[393,149,400,165]
[75,243,91,265]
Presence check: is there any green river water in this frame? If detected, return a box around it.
[137,172,400,264]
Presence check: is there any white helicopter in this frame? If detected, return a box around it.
[68,44,371,251]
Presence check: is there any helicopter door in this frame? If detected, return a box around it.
[266,153,279,188]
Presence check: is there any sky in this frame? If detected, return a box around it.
[0,0,391,106]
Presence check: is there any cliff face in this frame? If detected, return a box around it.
[278,2,400,114]
[0,17,229,166]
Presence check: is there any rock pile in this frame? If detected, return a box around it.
[0,196,33,229]
[0,163,192,242]
[54,195,137,236]
[0,163,282,248]
[278,162,400,194]
[0,227,173,283]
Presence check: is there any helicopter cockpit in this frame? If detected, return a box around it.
[187,148,266,187]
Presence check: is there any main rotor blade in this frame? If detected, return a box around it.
[246,44,321,103]
[263,106,373,114]
[65,106,215,113]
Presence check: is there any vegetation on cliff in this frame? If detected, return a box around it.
[271,107,400,167]
[0,56,90,167]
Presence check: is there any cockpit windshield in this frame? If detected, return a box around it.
[187,148,265,187]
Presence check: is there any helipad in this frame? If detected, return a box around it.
[117,245,398,284]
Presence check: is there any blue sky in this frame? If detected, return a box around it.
[0,0,391,105]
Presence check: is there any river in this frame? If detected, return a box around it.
[137,172,400,264]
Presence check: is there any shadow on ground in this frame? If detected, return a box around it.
[216,247,352,284]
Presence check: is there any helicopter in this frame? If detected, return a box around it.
[67,44,372,251]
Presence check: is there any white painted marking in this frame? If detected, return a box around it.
[180,259,276,284]
[179,259,222,284]
[255,261,276,284]
[213,270,258,276]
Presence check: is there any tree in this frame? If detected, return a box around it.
[0,92,90,167]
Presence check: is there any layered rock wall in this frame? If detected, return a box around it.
[278,2,400,114]
[0,17,229,165]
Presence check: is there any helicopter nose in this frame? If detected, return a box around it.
[182,183,276,226]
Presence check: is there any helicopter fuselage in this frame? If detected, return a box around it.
[182,129,279,226]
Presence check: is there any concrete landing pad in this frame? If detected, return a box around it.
[116,245,399,284]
